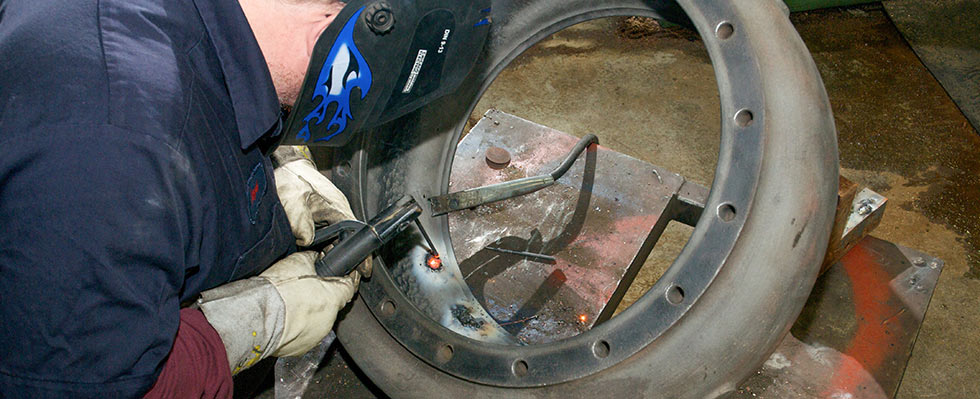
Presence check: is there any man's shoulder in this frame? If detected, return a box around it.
[99,0,209,137]
[0,0,109,130]
[0,0,208,141]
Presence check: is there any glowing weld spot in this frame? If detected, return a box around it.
[426,254,442,270]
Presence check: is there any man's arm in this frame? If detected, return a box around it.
[0,125,197,397]
[145,147,364,397]
[143,309,233,399]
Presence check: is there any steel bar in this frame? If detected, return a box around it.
[485,246,557,263]
[427,134,598,216]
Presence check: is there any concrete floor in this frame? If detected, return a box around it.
[471,5,980,398]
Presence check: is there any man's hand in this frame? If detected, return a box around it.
[260,251,357,357]
[272,146,352,246]
[198,251,358,374]
[272,146,372,277]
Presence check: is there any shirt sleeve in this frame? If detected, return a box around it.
[143,308,233,399]
[0,123,203,397]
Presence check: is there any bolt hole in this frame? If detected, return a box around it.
[716,22,734,40]
[435,344,454,364]
[666,285,685,305]
[336,161,352,177]
[592,340,611,359]
[380,299,396,317]
[512,360,529,377]
[718,203,737,222]
[734,109,754,127]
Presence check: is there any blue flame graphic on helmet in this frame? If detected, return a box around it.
[296,7,372,143]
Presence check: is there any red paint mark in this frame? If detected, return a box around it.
[825,243,897,396]
[250,183,259,202]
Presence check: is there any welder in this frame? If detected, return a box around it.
[0,0,368,396]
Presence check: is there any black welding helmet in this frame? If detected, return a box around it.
[278,0,492,146]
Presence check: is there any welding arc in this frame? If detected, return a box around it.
[427,134,598,216]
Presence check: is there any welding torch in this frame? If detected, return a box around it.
[306,195,428,277]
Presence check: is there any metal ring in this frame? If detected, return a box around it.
[328,0,835,392]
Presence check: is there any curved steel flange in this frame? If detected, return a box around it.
[322,0,836,392]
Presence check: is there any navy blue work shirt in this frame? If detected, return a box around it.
[0,0,295,396]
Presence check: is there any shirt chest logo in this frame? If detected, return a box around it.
[246,163,267,224]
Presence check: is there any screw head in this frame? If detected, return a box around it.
[485,146,511,169]
[365,2,395,34]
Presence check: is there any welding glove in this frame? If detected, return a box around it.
[272,145,372,277]
[198,251,359,374]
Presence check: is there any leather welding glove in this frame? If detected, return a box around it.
[198,251,358,374]
[272,145,372,277]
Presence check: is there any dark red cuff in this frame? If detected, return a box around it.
[143,308,233,399]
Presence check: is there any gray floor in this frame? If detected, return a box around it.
[256,4,980,398]
[884,0,980,134]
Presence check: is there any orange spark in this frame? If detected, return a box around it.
[426,254,442,270]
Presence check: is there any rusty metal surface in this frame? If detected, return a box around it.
[821,176,858,273]
[447,110,688,344]
[733,236,944,398]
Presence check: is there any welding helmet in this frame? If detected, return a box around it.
[278,0,492,147]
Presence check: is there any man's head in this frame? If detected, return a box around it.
[240,0,346,108]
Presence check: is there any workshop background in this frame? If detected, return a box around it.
[255,1,980,397]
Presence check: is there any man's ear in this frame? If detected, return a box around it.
[305,2,347,56]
